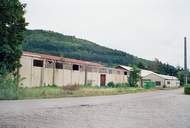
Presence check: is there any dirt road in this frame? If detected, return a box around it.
[0,88,189,128]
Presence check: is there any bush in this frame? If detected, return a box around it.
[184,84,190,95]
[125,83,130,87]
[0,78,20,100]
[62,84,81,91]
[48,84,59,88]
[0,88,20,100]
[107,82,115,88]
[116,83,127,88]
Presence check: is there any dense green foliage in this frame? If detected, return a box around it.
[177,70,190,86]
[184,84,190,95]
[0,0,27,77]
[128,65,141,87]
[0,76,22,100]
[115,83,129,88]
[23,30,150,67]
[22,30,187,85]
[0,0,27,99]
[107,82,115,88]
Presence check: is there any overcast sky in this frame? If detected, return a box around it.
[19,0,190,67]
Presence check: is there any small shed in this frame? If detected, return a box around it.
[142,73,180,87]
[115,65,132,76]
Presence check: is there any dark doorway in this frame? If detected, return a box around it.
[100,74,106,86]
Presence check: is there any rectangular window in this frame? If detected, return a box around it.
[156,81,161,86]
[167,81,170,85]
[117,70,120,74]
[73,64,79,70]
[33,60,43,67]
[92,67,98,72]
[124,71,127,75]
[109,69,112,74]
[99,68,107,73]
[56,62,63,69]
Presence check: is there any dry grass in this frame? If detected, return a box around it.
[62,84,82,91]
[13,85,173,100]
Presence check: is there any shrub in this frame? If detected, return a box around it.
[184,84,190,95]
[48,84,59,88]
[116,83,127,88]
[125,83,130,87]
[62,84,81,91]
[0,77,20,100]
[107,82,115,88]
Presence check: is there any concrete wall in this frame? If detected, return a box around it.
[19,55,128,87]
[165,80,180,87]
[54,68,64,86]
[19,56,32,87]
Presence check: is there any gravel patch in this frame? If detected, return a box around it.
[0,94,190,128]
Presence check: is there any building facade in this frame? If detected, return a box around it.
[116,65,180,87]
[19,52,129,87]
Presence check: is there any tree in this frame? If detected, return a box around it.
[177,70,190,86]
[0,0,27,78]
[177,71,184,86]
[128,65,141,87]
[137,62,145,69]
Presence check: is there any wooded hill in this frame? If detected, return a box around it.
[22,29,181,77]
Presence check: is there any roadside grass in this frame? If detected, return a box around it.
[1,83,179,100]
[16,85,161,100]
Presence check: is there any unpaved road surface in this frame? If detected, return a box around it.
[0,88,189,128]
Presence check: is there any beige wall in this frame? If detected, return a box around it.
[71,70,85,85]
[165,80,180,87]
[54,68,63,86]
[63,69,72,85]
[19,56,32,87]
[44,68,53,86]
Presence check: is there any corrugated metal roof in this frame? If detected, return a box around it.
[142,70,178,80]
[157,74,178,80]
[23,51,103,67]
[140,69,155,77]
[115,65,133,71]
[116,65,178,80]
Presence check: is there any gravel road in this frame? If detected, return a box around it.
[0,88,189,128]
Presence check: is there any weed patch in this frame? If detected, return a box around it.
[63,84,82,91]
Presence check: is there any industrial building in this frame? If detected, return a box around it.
[19,52,129,87]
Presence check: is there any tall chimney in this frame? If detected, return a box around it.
[184,37,187,85]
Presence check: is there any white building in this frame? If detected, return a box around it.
[116,65,180,87]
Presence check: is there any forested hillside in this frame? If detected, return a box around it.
[22,29,183,79]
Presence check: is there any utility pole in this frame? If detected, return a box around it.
[184,37,187,85]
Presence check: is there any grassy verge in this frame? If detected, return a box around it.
[0,84,180,100]
[13,85,160,100]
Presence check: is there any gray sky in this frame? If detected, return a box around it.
[20,0,190,67]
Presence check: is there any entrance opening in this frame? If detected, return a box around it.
[100,74,106,86]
